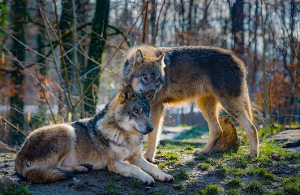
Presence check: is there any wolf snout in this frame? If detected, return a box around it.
[143,90,155,101]
[146,125,153,133]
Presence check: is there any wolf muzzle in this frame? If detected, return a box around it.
[143,90,155,101]
[146,125,154,133]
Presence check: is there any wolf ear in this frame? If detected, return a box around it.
[119,85,135,104]
[133,50,144,68]
[157,53,166,68]
[157,53,165,62]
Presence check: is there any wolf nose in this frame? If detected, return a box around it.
[146,125,153,132]
[144,90,155,101]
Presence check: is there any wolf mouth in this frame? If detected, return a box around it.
[132,126,148,135]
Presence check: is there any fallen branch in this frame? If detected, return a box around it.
[0,116,26,137]
[0,141,17,153]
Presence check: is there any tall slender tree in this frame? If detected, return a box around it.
[10,0,26,145]
[83,0,110,116]
[231,0,244,54]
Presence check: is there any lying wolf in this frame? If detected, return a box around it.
[15,85,173,184]
[121,45,259,161]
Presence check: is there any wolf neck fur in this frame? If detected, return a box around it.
[97,117,143,147]
[93,103,143,147]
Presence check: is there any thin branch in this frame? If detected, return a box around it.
[191,0,213,44]
[108,24,130,47]
[52,0,73,109]
[0,140,17,153]
[0,27,53,62]
[35,67,57,124]
[152,0,166,45]
[0,116,26,137]
[2,45,65,106]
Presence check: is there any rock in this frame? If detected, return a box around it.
[286,146,300,154]
[0,175,19,193]
[214,116,241,152]
[266,129,300,154]
[266,130,300,147]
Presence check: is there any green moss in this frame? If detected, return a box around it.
[282,175,300,194]
[226,188,240,195]
[195,154,207,161]
[157,150,180,161]
[132,192,144,195]
[131,178,142,188]
[3,184,33,195]
[185,160,196,166]
[215,165,229,177]
[173,182,185,190]
[172,169,190,180]
[251,156,272,167]
[111,174,121,181]
[105,182,121,195]
[205,158,218,166]
[265,190,285,195]
[244,180,265,194]
[229,167,248,176]
[252,168,276,181]
[197,163,211,171]
[226,178,242,188]
[275,160,288,168]
[152,188,167,195]
[232,156,248,168]
[195,184,223,195]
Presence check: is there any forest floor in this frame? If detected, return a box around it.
[0,126,300,195]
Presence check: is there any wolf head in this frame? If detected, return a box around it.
[114,85,153,135]
[122,50,165,101]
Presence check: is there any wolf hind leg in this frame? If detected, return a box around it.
[144,103,164,162]
[60,165,89,174]
[23,165,73,183]
[218,95,259,158]
[193,94,222,156]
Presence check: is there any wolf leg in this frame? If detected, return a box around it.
[218,96,259,158]
[144,102,164,162]
[128,155,173,182]
[60,166,89,174]
[193,94,222,156]
[107,159,154,185]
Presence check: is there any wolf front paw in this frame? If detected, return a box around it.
[139,173,155,185]
[245,151,258,158]
[155,172,174,182]
[193,149,206,156]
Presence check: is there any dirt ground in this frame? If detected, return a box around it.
[0,127,299,195]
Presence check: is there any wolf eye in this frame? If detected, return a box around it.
[142,74,148,82]
[133,109,139,114]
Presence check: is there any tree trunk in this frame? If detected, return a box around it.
[10,0,26,145]
[83,0,110,116]
[231,0,244,55]
[150,0,157,44]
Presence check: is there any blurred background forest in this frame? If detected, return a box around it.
[0,0,299,148]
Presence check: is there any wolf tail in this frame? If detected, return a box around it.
[15,156,73,183]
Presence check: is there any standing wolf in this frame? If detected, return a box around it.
[121,45,259,162]
[15,86,173,184]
